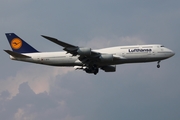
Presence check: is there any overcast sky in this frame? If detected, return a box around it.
[0,0,180,120]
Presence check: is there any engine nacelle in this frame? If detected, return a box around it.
[77,48,91,56]
[99,54,113,62]
[101,65,116,72]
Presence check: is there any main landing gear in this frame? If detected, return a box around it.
[92,65,99,75]
[157,61,160,68]
[84,65,99,75]
[93,67,99,75]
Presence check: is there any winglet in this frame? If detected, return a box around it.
[4,50,31,58]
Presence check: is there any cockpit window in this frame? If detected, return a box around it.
[161,45,165,47]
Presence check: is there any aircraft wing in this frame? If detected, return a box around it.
[41,35,76,48]
[41,35,100,58]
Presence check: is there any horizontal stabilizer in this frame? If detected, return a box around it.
[4,50,31,58]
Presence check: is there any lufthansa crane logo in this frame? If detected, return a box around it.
[11,38,22,49]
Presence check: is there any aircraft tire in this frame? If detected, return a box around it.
[157,65,160,68]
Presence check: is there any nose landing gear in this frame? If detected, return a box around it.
[157,61,160,68]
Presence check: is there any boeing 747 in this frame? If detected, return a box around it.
[4,33,175,75]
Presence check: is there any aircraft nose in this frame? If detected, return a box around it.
[165,48,175,58]
[171,51,175,56]
[168,49,175,57]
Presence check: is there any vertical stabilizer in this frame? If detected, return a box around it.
[5,33,38,53]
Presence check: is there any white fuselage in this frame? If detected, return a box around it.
[10,44,175,67]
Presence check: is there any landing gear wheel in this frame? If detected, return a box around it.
[94,68,99,75]
[157,61,160,68]
[157,65,160,68]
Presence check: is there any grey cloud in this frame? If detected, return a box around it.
[0,90,10,100]
[48,67,180,120]
[0,82,67,120]
[0,63,179,120]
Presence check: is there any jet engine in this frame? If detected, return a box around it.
[101,65,116,72]
[99,54,113,62]
[77,48,91,56]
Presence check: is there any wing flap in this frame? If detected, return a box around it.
[4,50,31,58]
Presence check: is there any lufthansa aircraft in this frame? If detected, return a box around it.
[4,33,175,75]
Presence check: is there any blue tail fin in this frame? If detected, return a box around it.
[5,33,38,53]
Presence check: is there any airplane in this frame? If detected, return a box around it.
[4,33,175,75]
